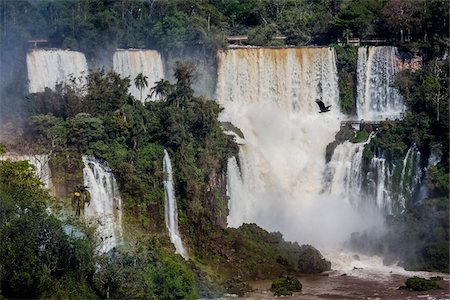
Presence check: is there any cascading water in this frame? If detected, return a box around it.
[218,48,381,247]
[27,49,88,93]
[163,149,188,259]
[324,132,375,206]
[113,49,165,101]
[83,156,123,254]
[356,46,404,120]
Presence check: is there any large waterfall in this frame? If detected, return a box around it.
[83,156,123,254]
[218,48,381,246]
[113,49,165,101]
[27,49,88,93]
[163,150,188,259]
[356,46,404,120]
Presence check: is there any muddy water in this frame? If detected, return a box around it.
[244,272,449,300]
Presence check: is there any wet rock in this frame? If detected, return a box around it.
[297,245,332,273]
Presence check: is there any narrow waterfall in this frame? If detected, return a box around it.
[83,156,123,254]
[356,46,404,120]
[113,49,165,101]
[218,48,380,246]
[163,150,188,259]
[27,49,88,93]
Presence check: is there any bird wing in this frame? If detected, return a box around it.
[316,100,326,111]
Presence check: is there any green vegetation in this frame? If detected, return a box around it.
[399,276,442,291]
[271,275,302,296]
[4,62,331,297]
[1,0,448,55]
[194,224,330,283]
[0,159,97,299]
[334,45,358,115]
[351,130,369,143]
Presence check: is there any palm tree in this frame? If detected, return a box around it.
[150,79,172,101]
[342,29,353,43]
[134,73,148,102]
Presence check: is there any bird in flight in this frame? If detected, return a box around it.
[316,100,331,113]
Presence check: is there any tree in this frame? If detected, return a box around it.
[380,0,422,42]
[134,73,148,102]
[150,79,172,101]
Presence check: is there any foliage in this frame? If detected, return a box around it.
[270,275,302,296]
[351,130,369,143]
[399,276,441,291]
[92,244,196,300]
[0,160,97,299]
[334,45,357,114]
[192,223,330,289]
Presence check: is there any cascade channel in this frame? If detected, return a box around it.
[113,49,165,101]
[83,156,123,254]
[27,49,88,93]
[163,150,188,259]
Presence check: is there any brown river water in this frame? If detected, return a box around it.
[218,252,450,300]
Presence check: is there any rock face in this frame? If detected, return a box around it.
[204,162,229,228]
[297,245,332,273]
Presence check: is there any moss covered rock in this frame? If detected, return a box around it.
[297,245,331,273]
[270,275,302,296]
[399,276,442,291]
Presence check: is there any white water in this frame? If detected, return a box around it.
[113,49,165,101]
[325,132,375,207]
[356,46,405,120]
[83,156,123,254]
[27,49,88,93]
[218,48,383,247]
[163,149,188,259]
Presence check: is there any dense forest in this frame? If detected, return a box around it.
[0,0,449,298]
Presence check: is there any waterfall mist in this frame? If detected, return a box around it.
[218,48,384,248]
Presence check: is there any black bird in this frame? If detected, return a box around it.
[316,100,331,113]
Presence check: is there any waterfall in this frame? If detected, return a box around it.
[27,49,88,93]
[83,156,123,254]
[356,46,404,120]
[113,49,165,101]
[217,48,382,246]
[163,149,188,259]
[325,132,375,206]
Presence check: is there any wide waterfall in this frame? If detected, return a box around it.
[218,48,381,246]
[113,49,165,101]
[27,49,88,93]
[356,46,404,120]
[163,149,188,259]
[83,156,123,254]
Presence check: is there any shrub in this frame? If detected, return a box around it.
[270,275,302,296]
